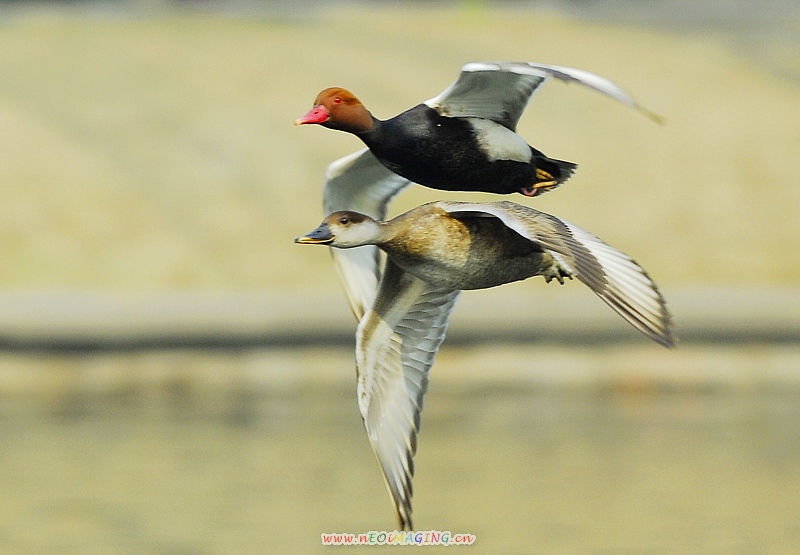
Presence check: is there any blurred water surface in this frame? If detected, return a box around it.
[2,360,799,554]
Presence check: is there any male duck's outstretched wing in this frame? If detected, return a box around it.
[356,259,461,530]
[436,200,675,348]
[323,148,412,319]
[425,61,663,131]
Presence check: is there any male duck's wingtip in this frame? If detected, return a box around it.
[640,105,666,126]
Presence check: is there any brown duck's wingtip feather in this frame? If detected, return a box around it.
[660,325,678,349]
[397,508,413,531]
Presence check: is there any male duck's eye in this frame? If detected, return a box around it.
[333,97,342,104]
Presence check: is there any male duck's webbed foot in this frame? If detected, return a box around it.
[520,168,558,197]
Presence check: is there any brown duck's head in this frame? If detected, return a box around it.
[295,211,380,249]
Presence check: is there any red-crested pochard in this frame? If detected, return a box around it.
[296,61,661,197]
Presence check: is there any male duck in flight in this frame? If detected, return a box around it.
[296,61,661,197]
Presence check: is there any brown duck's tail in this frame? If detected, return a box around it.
[524,154,578,197]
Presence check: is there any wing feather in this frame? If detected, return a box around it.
[435,200,675,347]
[356,260,461,530]
[323,148,412,319]
[424,61,662,130]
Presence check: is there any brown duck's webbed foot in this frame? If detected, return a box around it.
[543,264,574,285]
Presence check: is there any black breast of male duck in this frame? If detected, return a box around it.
[357,104,577,196]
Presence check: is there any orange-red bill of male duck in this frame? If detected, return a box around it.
[296,199,675,530]
[296,61,662,197]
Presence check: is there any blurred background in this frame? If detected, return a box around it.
[1,0,799,553]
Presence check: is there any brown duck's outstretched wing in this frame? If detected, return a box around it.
[323,148,412,320]
[356,259,461,529]
[437,200,675,348]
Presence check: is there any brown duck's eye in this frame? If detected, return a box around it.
[333,97,342,104]
[339,216,349,225]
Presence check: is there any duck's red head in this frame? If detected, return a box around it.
[294,88,373,133]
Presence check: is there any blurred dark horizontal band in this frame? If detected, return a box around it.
[0,288,797,353]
